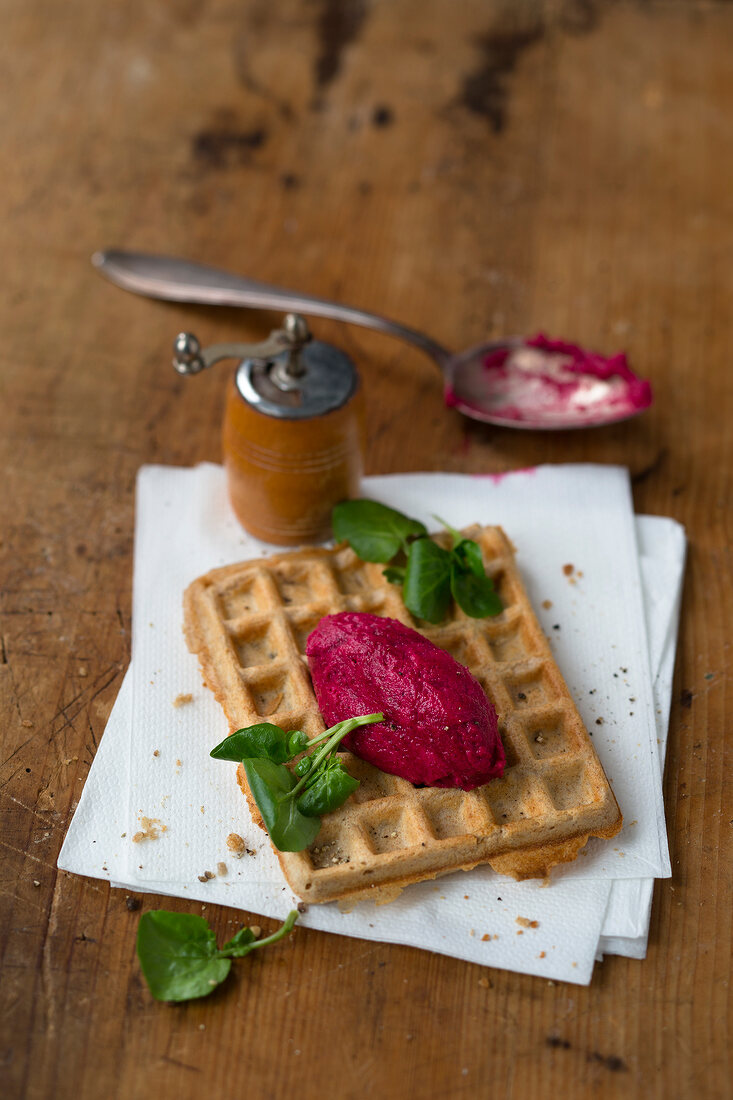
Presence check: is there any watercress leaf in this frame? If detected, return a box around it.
[136,911,231,1002]
[271,795,322,852]
[452,538,486,578]
[296,759,359,817]
[243,759,321,852]
[243,756,295,813]
[403,538,452,623]
[294,755,313,777]
[382,565,406,585]
[332,499,427,562]
[219,926,256,955]
[210,724,290,764]
[450,562,503,618]
[287,730,309,757]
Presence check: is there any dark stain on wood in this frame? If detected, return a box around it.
[546,1035,572,1049]
[191,127,268,168]
[458,26,544,133]
[232,38,295,122]
[588,1050,628,1072]
[313,0,368,91]
[458,4,607,134]
[558,0,603,36]
[372,104,394,127]
[632,447,668,484]
[680,688,694,708]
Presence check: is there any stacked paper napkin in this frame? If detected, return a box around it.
[59,464,685,984]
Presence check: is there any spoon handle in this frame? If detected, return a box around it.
[92,250,451,371]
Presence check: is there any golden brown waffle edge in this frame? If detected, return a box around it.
[183,527,622,904]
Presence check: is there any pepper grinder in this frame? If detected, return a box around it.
[173,314,364,545]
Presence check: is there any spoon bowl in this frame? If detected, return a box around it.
[446,339,652,430]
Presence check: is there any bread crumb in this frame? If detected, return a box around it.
[538,951,546,959]
[562,564,574,576]
[481,933,491,942]
[516,916,539,929]
[176,759,183,767]
[541,599,553,610]
[534,733,546,744]
[32,880,40,887]
[478,977,492,988]
[131,816,165,842]
[78,666,88,677]
[226,833,246,856]
[153,750,160,757]
[249,925,261,939]
[217,862,227,876]
[197,870,215,883]
[21,719,33,728]
[173,693,193,708]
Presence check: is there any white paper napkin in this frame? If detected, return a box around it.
[597,517,685,959]
[59,465,685,984]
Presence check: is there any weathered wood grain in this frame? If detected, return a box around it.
[1,1,731,1097]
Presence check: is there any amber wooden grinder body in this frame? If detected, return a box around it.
[222,376,365,545]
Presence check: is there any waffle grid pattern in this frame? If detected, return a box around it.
[184,527,622,903]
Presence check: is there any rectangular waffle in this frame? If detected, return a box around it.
[184,527,622,904]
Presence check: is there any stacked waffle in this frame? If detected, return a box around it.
[184,526,622,905]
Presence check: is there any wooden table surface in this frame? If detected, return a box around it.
[2,2,731,1097]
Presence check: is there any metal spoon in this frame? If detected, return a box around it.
[92,250,651,430]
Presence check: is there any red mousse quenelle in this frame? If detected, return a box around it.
[306,612,505,791]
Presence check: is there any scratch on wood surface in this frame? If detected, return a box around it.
[0,886,46,913]
[0,838,58,871]
[319,946,380,977]
[41,891,60,1039]
[0,736,35,777]
[48,665,121,742]
[159,1055,203,1074]
[8,795,53,821]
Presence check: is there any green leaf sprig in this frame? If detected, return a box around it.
[210,713,383,852]
[332,500,502,624]
[136,908,298,1002]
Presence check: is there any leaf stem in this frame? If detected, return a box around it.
[286,713,383,801]
[244,909,298,951]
